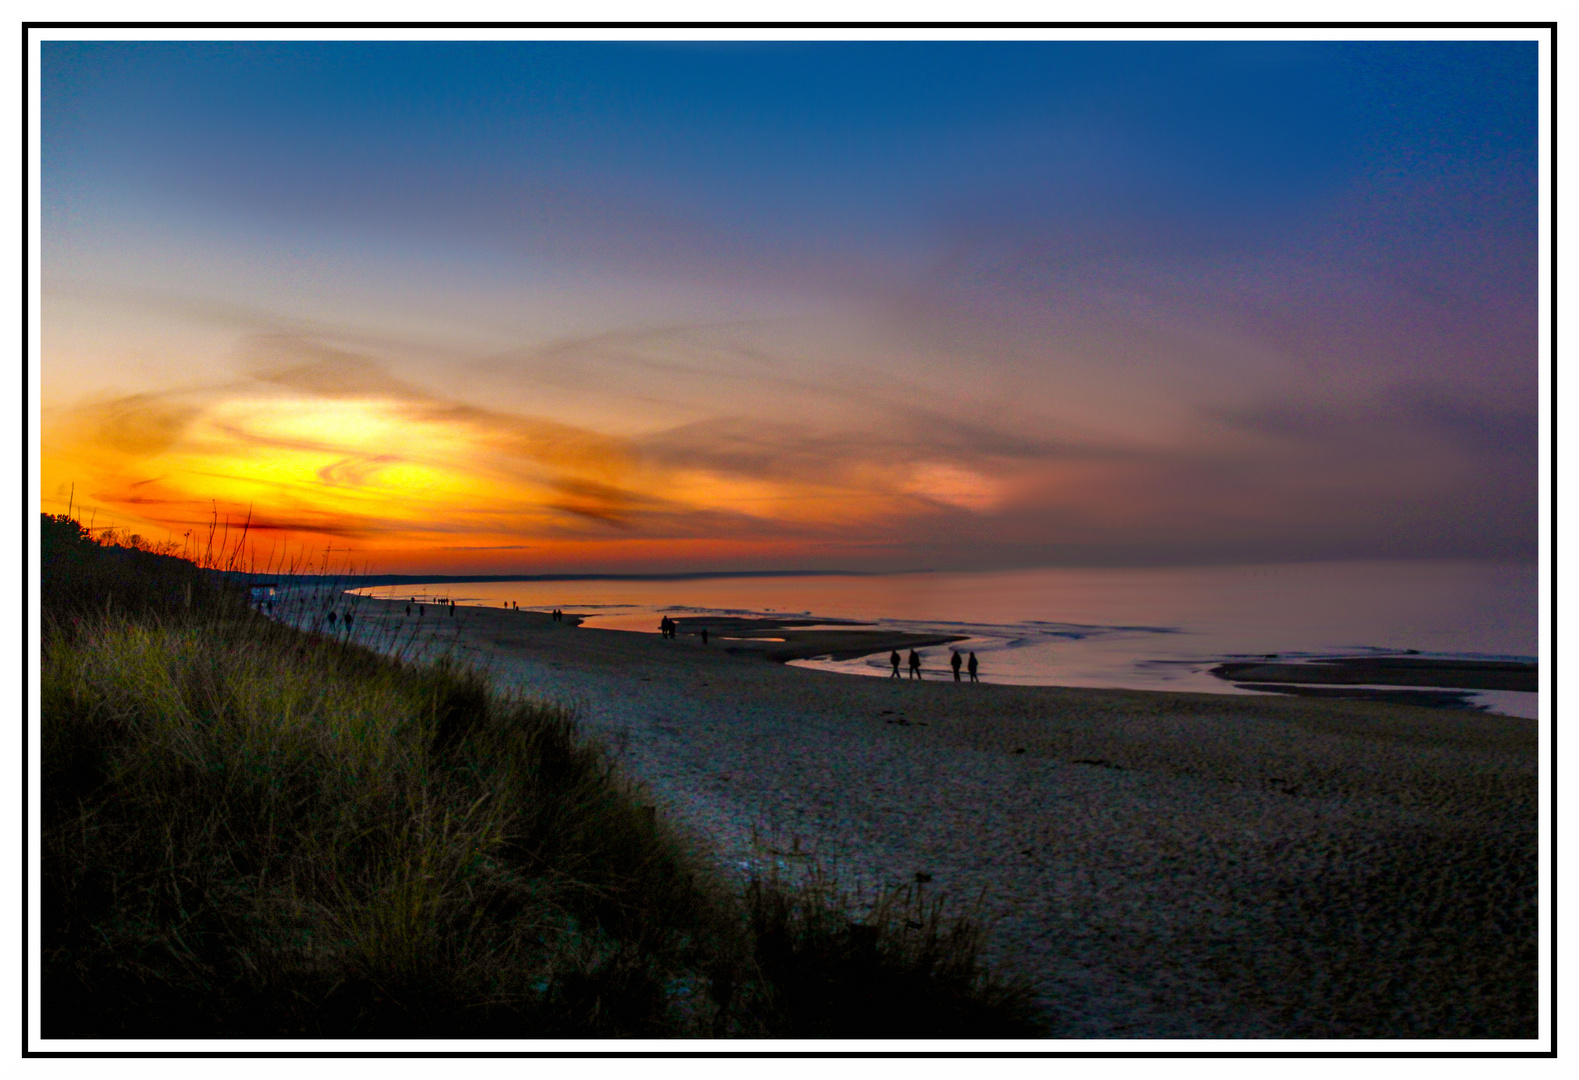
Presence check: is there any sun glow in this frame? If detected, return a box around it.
[43,378,1015,571]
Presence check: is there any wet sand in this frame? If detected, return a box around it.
[349,600,1539,1039]
[1213,657,1537,693]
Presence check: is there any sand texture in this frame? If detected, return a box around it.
[350,601,1539,1039]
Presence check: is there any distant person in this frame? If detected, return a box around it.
[890,650,902,678]
[344,612,353,630]
[968,652,979,682]
[418,604,424,617]
[951,650,963,681]
[405,604,411,617]
[701,627,709,645]
[908,649,921,679]
[659,616,670,637]
[325,611,336,626]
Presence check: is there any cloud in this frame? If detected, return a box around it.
[42,283,1537,571]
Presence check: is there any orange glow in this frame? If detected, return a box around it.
[40,377,1020,572]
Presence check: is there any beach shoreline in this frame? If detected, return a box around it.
[326,596,1538,1038]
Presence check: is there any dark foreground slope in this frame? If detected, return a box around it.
[39,515,1040,1039]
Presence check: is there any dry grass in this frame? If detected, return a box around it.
[40,514,1041,1039]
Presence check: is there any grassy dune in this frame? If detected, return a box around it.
[39,515,1041,1039]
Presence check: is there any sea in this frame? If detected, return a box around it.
[351,560,1539,718]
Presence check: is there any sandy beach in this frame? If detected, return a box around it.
[345,599,1538,1039]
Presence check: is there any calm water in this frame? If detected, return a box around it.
[352,561,1539,717]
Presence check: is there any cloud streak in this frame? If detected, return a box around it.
[41,308,1536,573]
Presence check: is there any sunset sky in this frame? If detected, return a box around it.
[39,36,1540,574]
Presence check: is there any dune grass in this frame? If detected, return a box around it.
[39,513,1043,1039]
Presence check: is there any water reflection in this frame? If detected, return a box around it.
[351,560,1537,715]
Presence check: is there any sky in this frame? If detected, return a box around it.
[39,36,1540,574]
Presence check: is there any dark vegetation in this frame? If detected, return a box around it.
[40,513,1042,1039]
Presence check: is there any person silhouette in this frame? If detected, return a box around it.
[660,616,670,637]
[701,627,709,645]
[405,604,411,616]
[968,652,979,682]
[890,650,902,678]
[908,649,921,679]
[951,650,963,681]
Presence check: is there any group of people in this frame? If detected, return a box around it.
[550,608,566,622]
[402,597,455,617]
[890,648,979,681]
[658,616,707,644]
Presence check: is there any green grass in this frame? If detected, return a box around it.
[40,514,1043,1039]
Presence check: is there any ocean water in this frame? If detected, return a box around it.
[352,560,1539,717]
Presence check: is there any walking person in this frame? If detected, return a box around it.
[968,651,979,682]
[701,627,709,646]
[908,649,922,679]
[890,650,902,678]
[951,650,963,681]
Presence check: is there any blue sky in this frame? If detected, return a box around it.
[40,38,1540,572]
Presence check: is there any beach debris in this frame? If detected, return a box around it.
[1013,747,1026,755]
[1071,758,1124,770]
[914,872,932,884]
